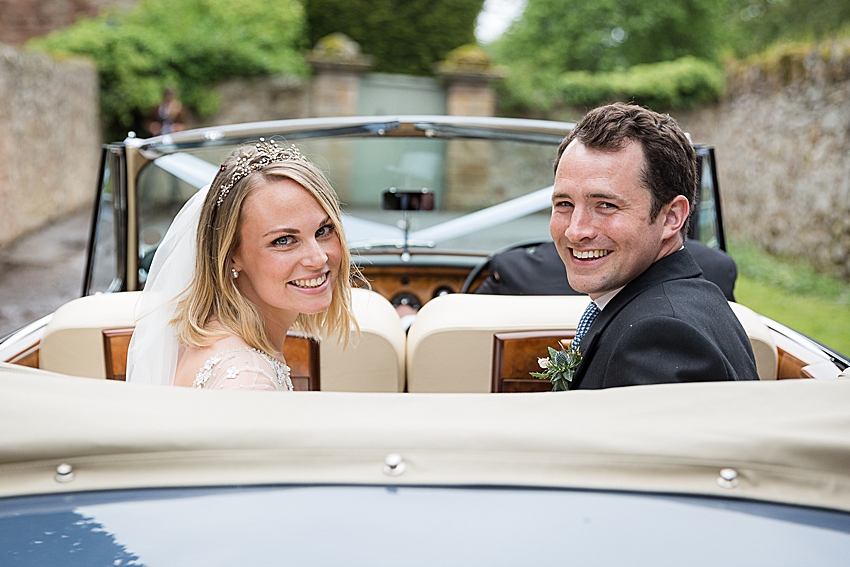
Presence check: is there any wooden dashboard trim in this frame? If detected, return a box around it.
[359,264,482,309]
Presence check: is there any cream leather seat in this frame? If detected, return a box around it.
[39,290,775,388]
[320,288,406,392]
[406,294,590,393]
[40,291,140,378]
[40,289,406,390]
[405,295,779,393]
[727,302,778,380]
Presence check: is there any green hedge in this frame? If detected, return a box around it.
[29,0,308,142]
[500,57,725,114]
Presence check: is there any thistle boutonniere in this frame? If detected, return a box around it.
[530,344,582,391]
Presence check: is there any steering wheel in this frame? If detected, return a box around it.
[460,239,552,293]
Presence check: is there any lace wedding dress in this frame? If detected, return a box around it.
[191,347,293,391]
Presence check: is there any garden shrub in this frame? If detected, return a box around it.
[500,57,725,114]
[29,0,309,141]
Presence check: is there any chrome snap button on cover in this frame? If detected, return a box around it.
[55,463,75,483]
[383,453,406,476]
[716,468,739,489]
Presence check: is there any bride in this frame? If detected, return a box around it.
[127,139,357,390]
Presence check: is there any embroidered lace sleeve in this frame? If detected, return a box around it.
[192,348,293,391]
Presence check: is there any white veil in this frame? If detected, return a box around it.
[126,185,209,385]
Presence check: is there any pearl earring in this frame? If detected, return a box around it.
[231,268,239,279]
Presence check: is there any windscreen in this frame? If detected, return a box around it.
[134,135,557,283]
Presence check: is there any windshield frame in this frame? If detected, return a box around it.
[88,116,731,294]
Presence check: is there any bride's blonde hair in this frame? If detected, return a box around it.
[173,143,358,354]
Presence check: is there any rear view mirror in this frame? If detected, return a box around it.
[382,188,434,211]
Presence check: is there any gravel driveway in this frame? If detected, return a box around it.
[0,206,92,337]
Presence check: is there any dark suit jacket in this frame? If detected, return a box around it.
[572,248,759,389]
[475,239,737,301]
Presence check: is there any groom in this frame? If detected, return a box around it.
[550,103,759,389]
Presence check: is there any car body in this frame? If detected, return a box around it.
[1,362,850,564]
[1,116,849,562]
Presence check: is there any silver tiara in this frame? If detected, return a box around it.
[216,138,306,206]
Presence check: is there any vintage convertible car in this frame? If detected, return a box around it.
[0,115,846,388]
[0,116,849,562]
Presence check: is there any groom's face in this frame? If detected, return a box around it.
[550,140,681,300]
[231,179,342,326]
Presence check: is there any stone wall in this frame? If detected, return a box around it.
[191,76,309,128]
[0,46,100,247]
[0,0,136,46]
[675,40,850,279]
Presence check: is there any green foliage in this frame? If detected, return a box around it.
[736,276,850,357]
[729,238,850,357]
[493,0,726,114]
[729,240,850,304]
[501,57,725,114]
[723,0,850,58]
[29,0,309,142]
[305,0,484,75]
[495,0,725,74]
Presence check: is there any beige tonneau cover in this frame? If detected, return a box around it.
[1,362,849,513]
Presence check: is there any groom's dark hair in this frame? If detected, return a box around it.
[555,103,697,236]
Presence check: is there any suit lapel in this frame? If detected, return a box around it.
[570,248,702,388]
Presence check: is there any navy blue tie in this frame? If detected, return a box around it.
[572,301,601,350]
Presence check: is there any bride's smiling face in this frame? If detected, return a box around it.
[231,178,341,327]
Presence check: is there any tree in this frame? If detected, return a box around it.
[723,0,850,57]
[30,0,308,141]
[491,0,728,114]
[305,0,485,75]
[494,0,725,74]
